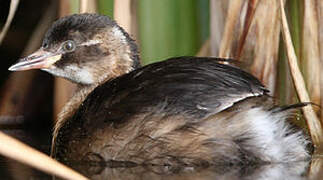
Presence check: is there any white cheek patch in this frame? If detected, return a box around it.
[64,65,94,84]
[42,64,94,85]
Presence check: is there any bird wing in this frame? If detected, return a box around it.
[82,57,268,122]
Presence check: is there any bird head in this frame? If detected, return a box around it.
[9,13,140,85]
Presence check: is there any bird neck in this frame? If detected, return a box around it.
[52,84,95,144]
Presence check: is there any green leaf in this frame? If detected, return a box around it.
[137,0,209,64]
[98,0,114,17]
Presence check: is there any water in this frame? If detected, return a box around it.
[0,156,319,180]
[0,127,322,180]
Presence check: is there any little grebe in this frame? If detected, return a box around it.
[9,14,309,167]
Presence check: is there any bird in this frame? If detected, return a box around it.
[8,13,309,169]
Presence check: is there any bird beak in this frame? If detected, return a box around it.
[8,48,62,71]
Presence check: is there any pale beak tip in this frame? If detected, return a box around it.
[8,65,17,71]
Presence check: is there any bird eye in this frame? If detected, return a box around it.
[42,42,49,49]
[62,40,75,52]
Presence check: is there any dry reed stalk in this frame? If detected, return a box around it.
[309,157,323,179]
[80,0,98,13]
[301,0,321,106]
[276,0,301,107]
[318,0,323,122]
[235,0,258,59]
[114,0,132,32]
[213,0,281,93]
[114,0,138,42]
[218,0,243,58]
[0,0,20,44]
[247,0,281,93]
[0,131,88,180]
[279,0,323,148]
[196,39,210,57]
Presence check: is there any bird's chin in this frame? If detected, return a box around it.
[41,66,95,85]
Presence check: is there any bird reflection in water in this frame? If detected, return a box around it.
[70,160,310,180]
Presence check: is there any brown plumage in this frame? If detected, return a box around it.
[9,14,309,170]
